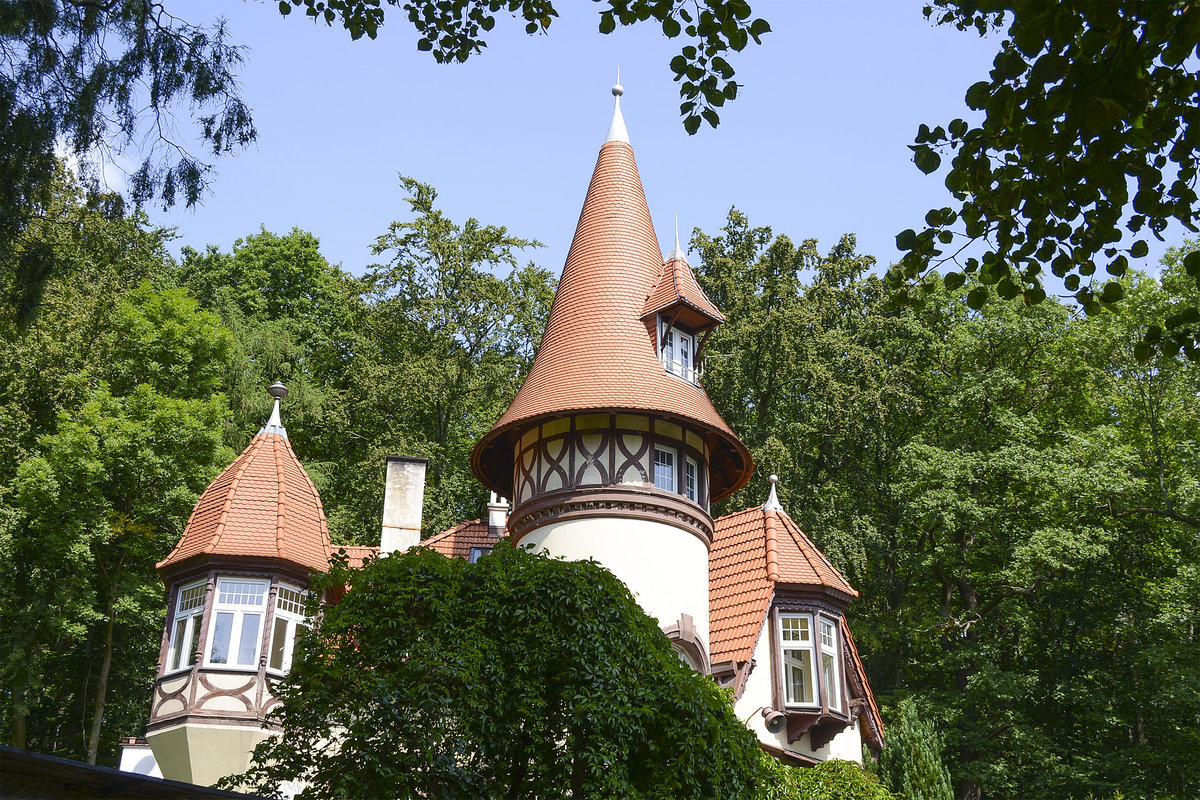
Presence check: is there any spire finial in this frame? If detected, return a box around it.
[259,381,289,438]
[763,473,784,512]
[666,214,687,263]
[606,68,629,144]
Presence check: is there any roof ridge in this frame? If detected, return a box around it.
[282,436,332,560]
[764,509,779,582]
[203,436,262,554]
[423,518,484,545]
[274,434,287,560]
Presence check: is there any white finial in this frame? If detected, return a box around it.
[259,381,289,437]
[763,474,784,512]
[606,68,629,144]
[666,214,687,263]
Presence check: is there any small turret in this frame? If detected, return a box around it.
[145,382,330,786]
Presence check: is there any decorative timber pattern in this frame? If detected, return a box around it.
[509,412,715,543]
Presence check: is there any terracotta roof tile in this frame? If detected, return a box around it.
[334,545,379,570]
[420,519,500,559]
[158,433,332,576]
[472,140,751,502]
[709,506,856,665]
[642,256,725,327]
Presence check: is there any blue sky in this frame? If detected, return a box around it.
[138,3,1178,280]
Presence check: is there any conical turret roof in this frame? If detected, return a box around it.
[158,391,331,577]
[472,95,751,502]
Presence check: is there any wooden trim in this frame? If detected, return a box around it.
[510,486,714,546]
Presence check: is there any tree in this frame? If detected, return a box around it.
[345,175,553,536]
[232,542,766,799]
[892,1,1200,360]
[0,0,255,267]
[0,169,238,762]
[692,210,1199,799]
[878,698,953,800]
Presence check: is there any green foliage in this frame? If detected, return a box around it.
[878,698,953,800]
[0,169,236,762]
[891,1,1200,360]
[349,175,553,536]
[233,543,765,799]
[759,752,893,800]
[0,1,254,222]
[696,213,1200,799]
[278,0,769,134]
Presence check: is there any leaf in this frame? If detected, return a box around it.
[914,146,942,175]
[1129,240,1149,258]
[416,37,432,51]
[683,114,701,135]
[965,81,991,110]
[599,12,615,34]
[966,286,988,310]
[896,229,918,251]
[944,272,966,290]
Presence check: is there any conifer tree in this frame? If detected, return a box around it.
[879,698,954,800]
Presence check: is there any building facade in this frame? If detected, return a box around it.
[123,84,882,786]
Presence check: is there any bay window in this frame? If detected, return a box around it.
[820,618,842,712]
[208,578,268,668]
[268,583,308,673]
[779,613,817,706]
[167,581,206,672]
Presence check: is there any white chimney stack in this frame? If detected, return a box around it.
[487,492,508,538]
[380,456,427,554]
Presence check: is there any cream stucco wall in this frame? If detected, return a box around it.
[519,516,710,646]
[734,610,863,764]
[147,722,273,787]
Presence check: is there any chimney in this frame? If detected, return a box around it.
[380,456,427,554]
[487,492,508,538]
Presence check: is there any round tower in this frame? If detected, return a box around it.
[145,383,331,786]
[472,82,752,667]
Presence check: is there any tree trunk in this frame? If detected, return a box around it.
[85,610,115,765]
[11,684,27,749]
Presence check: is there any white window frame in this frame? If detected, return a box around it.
[653,447,676,492]
[267,583,308,674]
[206,577,269,670]
[820,617,842,712]
[685,456,698,503]
[166,580,206,674]
[659,319,697,382]
[779,612,819,708]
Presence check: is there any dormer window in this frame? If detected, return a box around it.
[659,318,696,383]
[776,609,844,713]
[780,613,817,706]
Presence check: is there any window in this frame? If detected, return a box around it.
[820,618,841,711]
[779,613,817,706]
[167,581,206,672]
[659,320,696,382]
[685,457,698,502]
[468,546,493,563]
[208,578,267,668]
[268,584,308,673]
[653,448,676,492]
